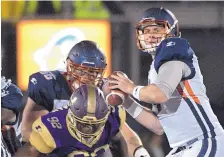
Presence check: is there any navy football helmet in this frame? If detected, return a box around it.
[66,40,107,90]
[136,7,180,54]
[67,84,109,147]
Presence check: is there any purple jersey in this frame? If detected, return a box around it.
[33,106,124,157]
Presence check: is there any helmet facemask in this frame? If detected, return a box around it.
[136,18,178,54]
[66,84,110,147]
[67,107,109,147]
[66,59,106,91]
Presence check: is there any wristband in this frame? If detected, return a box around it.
[132,86,144,101]
[134,146,150,157]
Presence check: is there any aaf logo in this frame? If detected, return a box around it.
[166,41,176,47]
[30,78,37,85]
[33,28,85,72]
[1,77,11,97]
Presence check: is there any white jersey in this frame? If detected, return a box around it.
[1,133,11,157]
[148,54,224,148]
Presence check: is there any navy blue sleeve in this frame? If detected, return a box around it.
[28,72,42,105]
[27,72,53,110]
[154,37,196,80]
[1,84,23,113]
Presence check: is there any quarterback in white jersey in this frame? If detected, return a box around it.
[109,7,224,157]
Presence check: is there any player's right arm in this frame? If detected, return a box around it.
[21,98,48,142]
[15,117,55,157]
[21,72,50,142]
[29,117,55,154]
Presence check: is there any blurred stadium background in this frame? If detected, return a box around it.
[1,1,224,157]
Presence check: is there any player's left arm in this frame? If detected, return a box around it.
[110,60,187,104]
[135,60,186,103]
[109,61,188,134]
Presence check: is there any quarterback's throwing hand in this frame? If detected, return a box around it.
[108,73,136,95]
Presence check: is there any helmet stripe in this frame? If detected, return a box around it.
[87,85,96,117]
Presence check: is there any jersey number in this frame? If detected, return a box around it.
[47,117,62,129]
[40,71,56,80]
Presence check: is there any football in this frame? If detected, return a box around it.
[105,71,128,106]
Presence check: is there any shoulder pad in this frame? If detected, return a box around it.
[1,83,22,98]
[32,117,56,149]
[1,76,12,90]
[8,84,23,96]
[28,71,58,88]
[1,83,23,112]
[154,37,194,72]
[27,71,59,105]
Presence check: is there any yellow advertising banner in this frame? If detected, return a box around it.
[17,20,111,91]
